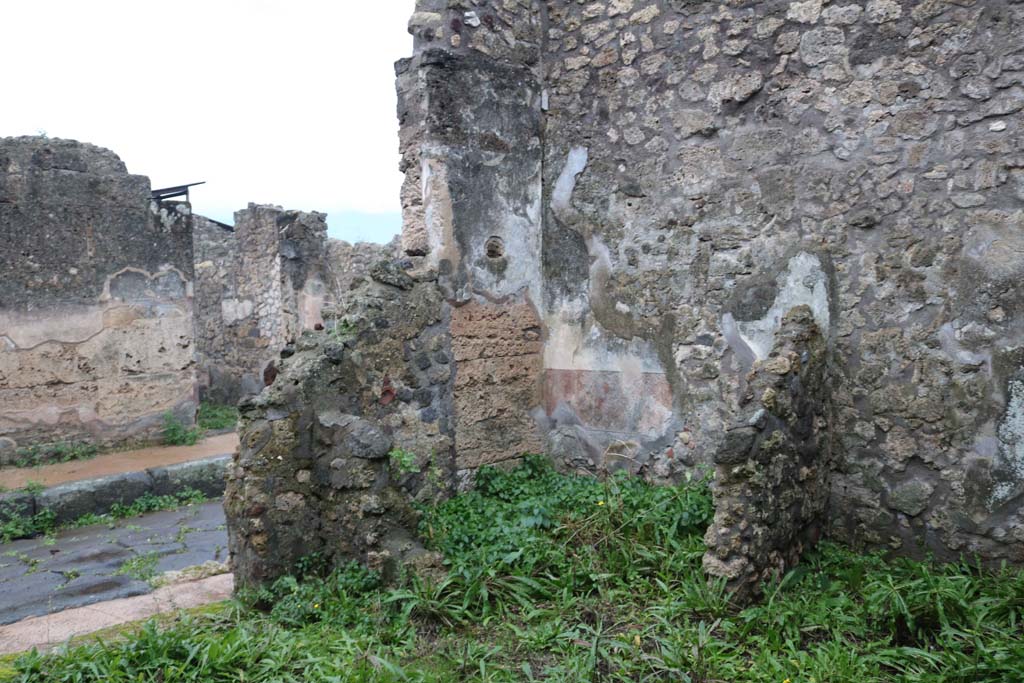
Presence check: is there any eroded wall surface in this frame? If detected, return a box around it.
[226,0,1024,592]
[537,0,1024,569]
[0,137,197,449]
[225,272,454,587]
[192,205,393,404]
[192,216,247,403]
[394,0,1024,588]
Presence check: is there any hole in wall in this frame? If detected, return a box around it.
[485,236,505,259]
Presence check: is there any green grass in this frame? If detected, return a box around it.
[163,404,238,446]
[6,457,1024,682]
[115,551,161,583]
[197,402,239,432]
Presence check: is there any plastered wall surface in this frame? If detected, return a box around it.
[0,137,197,450]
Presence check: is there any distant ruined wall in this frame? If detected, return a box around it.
[325,237,401,296]
[192,205,394,405]
[192,216,246,404]
[0,137,197,450]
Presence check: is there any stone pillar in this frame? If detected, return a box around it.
[225,273,453,587]
[703,306,836,599]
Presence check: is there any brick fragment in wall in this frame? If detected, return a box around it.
[451,299,544,470]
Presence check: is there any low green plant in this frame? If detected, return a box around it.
[116,551,161,583]
[196,402,239,432]
[8,441,99,469]
[332,318,357,338]
[108,487,206,519]
[8,459,1024,683]
[0,508,56,544]
[21,480,45,496]
[388,447,420,475]
[1,488,207,543]
[162,412,202,446]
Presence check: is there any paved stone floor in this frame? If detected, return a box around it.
[0,501,227,625]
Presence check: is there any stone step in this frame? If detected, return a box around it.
[0,455,231,528]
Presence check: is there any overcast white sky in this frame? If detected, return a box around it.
[2,1,412,243]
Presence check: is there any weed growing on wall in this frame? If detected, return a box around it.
[8,459,1024,682]
[388,448,420,475]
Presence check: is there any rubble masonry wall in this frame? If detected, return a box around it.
[0,137,197,452]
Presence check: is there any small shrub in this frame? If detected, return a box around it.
[1,488,206,543]
[9,441,98,469]
[162,412,202,446]
[22,480,45,495]
[196,402,239,432]
[108,488,206,519]
[1,508,56,543]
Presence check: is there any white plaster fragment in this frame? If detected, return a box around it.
[221,299,255,324]
[992,372,1024,506]
[938,323,991,372]
[551,147,589,220]
[730,252,831,361]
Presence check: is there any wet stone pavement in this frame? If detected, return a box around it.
[0,501,227,625]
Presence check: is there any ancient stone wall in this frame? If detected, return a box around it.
[703,306,836,596]
[537,0,1024,574]
[0,137,197,450]
[192,216,246,403]
[325,237,400,296]
[389,0,1024,591]
[192,208,394,404]
[225,271,454,587]
[226,0,1024,593]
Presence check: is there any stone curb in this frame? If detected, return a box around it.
[0,455,231,527]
